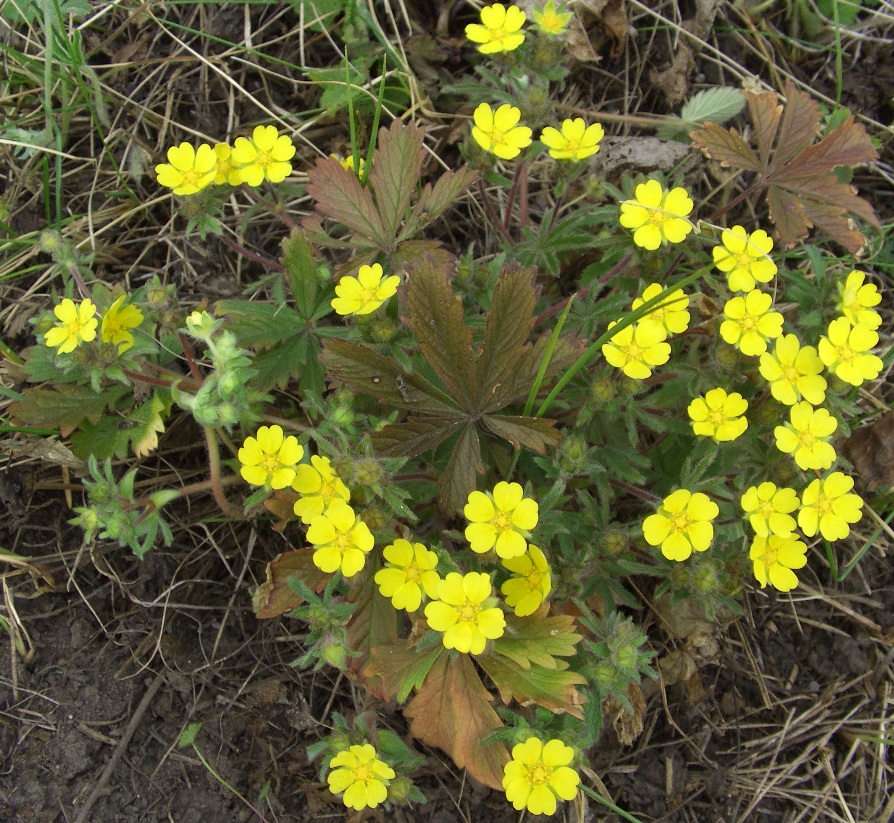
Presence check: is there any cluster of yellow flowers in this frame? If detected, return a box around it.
[465,2,573,53]
[327,734,579,814]
[44,295,144,355]
[155,125,295,195]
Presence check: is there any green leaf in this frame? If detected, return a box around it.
[304,155,388,251]
[251,334,308,392]
[680,86,746,125]
[440,424,482,513]
[215,300,303,346]
[368,643,445,703]
[492,606,583,670]
[371,416,465,458]
[177,722,202,748]
[9,385,127,437]
[368,119,425,243]
[403,254,477,409]
[482,414,560,454]
[281,229,318,318]
[321,338,459,413]
[478,654,586,718]
[476,264,538,402]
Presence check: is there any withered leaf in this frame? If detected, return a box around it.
[842,411,894,491]
[253,549,330,619]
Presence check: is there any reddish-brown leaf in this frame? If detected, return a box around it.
[253,549,330,619]
[346,559,399,690]
[478,653,586,718]
[367,119,425,242]
[405,652,509,790]
[691,79,879,252]
[367,642,445,704]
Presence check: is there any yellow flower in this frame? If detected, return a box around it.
[424,571,506,655]
[774,401,838,471]
[750,533,808,592]
[500,544,551,617]
[155,142,217,195]
[44,297,98,354]
[631,283,690,340]
[798,472,863,542]
[212,143,243,186]
[687,387,748,442]
[837,270,881,329]
[642,489,719,562]
[540,118,604,161]
[740,482,799,538]
[602,320,671,379]
[471,103,533,160]
[331,263,400,316]
[230,125,295,186]
[464,481,539,559]
[758,334,827,406]
[712,225,777,292]
[306,500,374,578]
[237,424,303,489]
[100,295,144,353]
[374,539,440,612]
[291,455,350,524]
[332,153,365,176]
[465,3,526,54]
[532,0,573,36]
[818,317,883,387]
[719,289,783,357]
[502,737,579,815]
[327,743,395,811]
[619,179,694,250]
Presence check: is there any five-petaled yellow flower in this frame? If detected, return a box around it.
[291,455,350,524]
[471,103,533,160]
[238,424,303,489]
[500,543,551,617]
[750,533,808,592]
[306,499,374,578]
[502,737,579,816]
[759,334,827,406]
[619,179,694,251]
[331,263,400,316]
[155,142,217,195]
[101,295,144,353]
[720,289,784,357]
[532,0,573,36]
[642,489,719,561]
[774,401,838,471]
[740,482,799,538]
[712,225,777,292]
[231,125,295,186]
[687,387,748,442]
[424,571,506,655]
[818,317,883,387]
[602,320,671,379]
[631,284,690,340]
[540,118,604,161]
[44,297,98,354]
[374,539,440,613]
[327,743,395,811]
[798,472,863,542]
[212,143,243,186]
[464,481,539,559]
[837,270,881,329]
[465,3,527,53]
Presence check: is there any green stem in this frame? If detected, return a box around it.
[581,785,645,823]
[191,744,270,823]
[204,426,243,519]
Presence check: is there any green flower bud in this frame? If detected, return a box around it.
[386,776,413,805]
[328,730,352,753]
[594,660,617,689]
[38,230,63,255]
[715,343,741,370]
[692,561,720,594]
[320,641,348,670]
[330,405,355,427]
[602,528,629,557]
[359,507,386,533]
[185,310,216,339]
[558,433,588,473]
[369,318,399,343]
[615,644,639,672]
[590,377,616,406]
[354,458,384,487]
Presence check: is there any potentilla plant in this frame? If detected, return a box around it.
[10,3,889,819]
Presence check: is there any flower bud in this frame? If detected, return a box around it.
[354,458,384,488]
[386,776,413,805]
[590,377,616,406]
[601,528,629,557]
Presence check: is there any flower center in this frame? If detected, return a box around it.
[671,512,690,533]
[758,500,774,518]
[626,343,644,360]
[839,345,854,363]
[708,410,726,427]
[490,128,506,147]
[335,532,352,550]
[783,365,799,383]
[256,150,272,167]
[529,763,550,785]
[491,25,507,40]
[358,287,376,303]
[262,454,281,473]
[182,169,200,186]
[458,601,480,623]
[761,545,779,567]
[739,315,757,332]
[798,430,816,448]
[319,480,338,503]
[493,511,512,532]
[650,210,669,226]
[405,565,421,583]
[816,494,833,516]
[736,252,753,268]
[353,763,374,782]
[527,571,543,588]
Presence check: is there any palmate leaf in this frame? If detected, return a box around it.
[253,549,330,619]
[371,417,466,458]
[404,651,509,790]
[492,606,583,670]
[691,79,879,252]
[367,643,445,704]
[440,424,483,513]
[478,654,586,718]
[482,415,560,453]
[367,118,425,242]
[9,384,128,437]
[346,559,399,687]
[399,166,478,246]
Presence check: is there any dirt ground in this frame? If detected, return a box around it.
[1,1,893,822]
